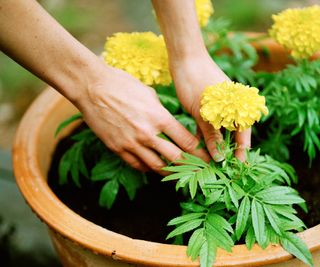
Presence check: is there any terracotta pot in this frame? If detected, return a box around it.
[13,38,320,267]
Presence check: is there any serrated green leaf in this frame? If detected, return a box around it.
[199,234,217,267]
[189,174,198,199]
[175,153,209,168]
[162,165,201,172]
[162,172,193,182]
[228,184,239,208]
[99,179,119,209]
[205,190,223,205]
[251,199,266,246]
[207,212,233,234]
[181,202,207,213]
[187,228,205,261]
[58,151,71,185]
[236,196,251,240]
[280,232,314,267]
[119,166,145,200]
[91,155,122,181]
[166,219,203,240]
[255,186,305,205]
[263,205,282,235]
[55,113,82,136]
[245,226,256,250]
[224,188,232,210]
[205,219,233,252]
[167,213,205,226]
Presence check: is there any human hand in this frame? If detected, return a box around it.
[171,53,251,161]
[76,64,210,174]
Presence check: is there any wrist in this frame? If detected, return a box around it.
[54,50,106,107]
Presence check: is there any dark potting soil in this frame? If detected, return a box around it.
[48,134,183,243]
[48,130,320,244]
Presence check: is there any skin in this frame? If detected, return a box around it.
[0,0,250,174]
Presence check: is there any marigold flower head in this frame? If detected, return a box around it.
[200,81,268,132]
[269,6,320,59]
[196,0,214,27]
[103,32,171,86]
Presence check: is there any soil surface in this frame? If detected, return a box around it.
[48,136,183,243]
[48,132,320,244]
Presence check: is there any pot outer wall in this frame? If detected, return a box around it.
[50,229,320,267]
[14,36,320,267]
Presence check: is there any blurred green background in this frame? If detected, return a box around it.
[0,0,315,266]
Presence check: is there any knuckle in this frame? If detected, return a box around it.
[149,162,165,172]
[182,135,198,152]
[136,126,154,143]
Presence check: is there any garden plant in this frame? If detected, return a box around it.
[54,2,320,267]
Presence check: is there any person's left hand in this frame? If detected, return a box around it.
[170,52,251,161]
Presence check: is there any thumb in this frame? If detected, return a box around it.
[197,118,224,161]
[234,128,251,162]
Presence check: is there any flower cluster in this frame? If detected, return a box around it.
[103,32,171,86]
[200,81,268,132]
[195,0,214,27]
[269,5,320,59]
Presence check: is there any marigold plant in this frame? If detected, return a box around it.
[103,32,171,86]
[195,0,214,27]
[200,81,268,131]
[269,6,320,59]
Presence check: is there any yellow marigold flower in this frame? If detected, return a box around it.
[269,6,320,59]
[196,0,214,27]
[200,81,268,132]
[103,32,171,86]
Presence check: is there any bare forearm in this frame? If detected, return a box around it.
[152,0,207,62]
[0,0,102,103]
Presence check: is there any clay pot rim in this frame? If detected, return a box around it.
[13,41,320,267]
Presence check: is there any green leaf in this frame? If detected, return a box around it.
[280,232,314,267]
[168,213,205,226]
[119,166,145,200]
[58,151,71,185]
[187,228,205,261]
[255,186,305,205]
[181,202,207,213]
[162,165,201,172]
[55,113,82,136]
[158,93,180,114]
[199,234,217,267]
[99,179,119,209]
[224,188,232,210]
[236,196,251,240]
[162,172,193,182]
[166,219,203,240]
[207,212,233,234]
[228,184,239,208]
[205,219,233,252]
[175,114,197,135]
[205,190,223,205]
[263,205,282,235]
[189,174,198,199]
[175,153,209,168]
[245,226,256,250]
[251,199,266,246]
[91,155,122,181]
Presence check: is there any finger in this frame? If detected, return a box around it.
[197,119,224,162]
[234,128,251,162]
[131,145,168,176]
[148,136,183,163]
[119,151,150,172]
[162,117,211,162]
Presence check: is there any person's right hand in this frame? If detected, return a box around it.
[76,64,210,175]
